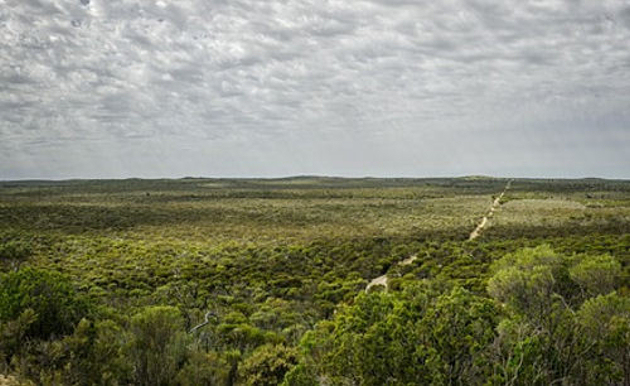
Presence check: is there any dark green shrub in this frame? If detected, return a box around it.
[127,306,188,386]
[238,344,298,386]
[0,240,32,262]
[0,267,90,340]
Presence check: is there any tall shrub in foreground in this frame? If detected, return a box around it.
[127,306,188,386]
[0,267,90,340]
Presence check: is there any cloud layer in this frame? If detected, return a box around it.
[1,0,629,178]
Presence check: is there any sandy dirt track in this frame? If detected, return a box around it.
[365,254,418,292]
[469,180,513,241]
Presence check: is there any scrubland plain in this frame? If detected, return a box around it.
[1,177,628,385]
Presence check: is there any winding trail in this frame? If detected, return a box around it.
[365,254,418,292]
[468,179,513,241]
[365,179,513,292]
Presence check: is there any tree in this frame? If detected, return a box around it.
[420,287,499,384]
[577,292,630,385]
[0,308,37,368]
[569,254,621,297]
[294,283,499,385]
[487,245,627,385]
[127,306,188,386]
[176,348,230,386]
[0,239,32,270]
[25,318,132,385]
[487,245,566,325]
[0,268,90,340]
[238,344,298,386]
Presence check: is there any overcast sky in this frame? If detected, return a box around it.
[1,0,629,179]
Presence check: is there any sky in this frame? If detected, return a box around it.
[1,0,629,180]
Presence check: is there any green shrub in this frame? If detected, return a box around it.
[0,239,32,262]
[127,306,188,386]
[0,268,90,340]
[238,344,298,386]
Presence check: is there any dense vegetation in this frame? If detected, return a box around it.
[0,177,628,385]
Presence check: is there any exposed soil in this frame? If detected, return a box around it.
[469,179,513,241]
[365,254,418,292]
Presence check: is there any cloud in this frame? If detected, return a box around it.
[1,0,629,179]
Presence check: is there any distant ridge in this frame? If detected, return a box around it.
[458,175,497,180]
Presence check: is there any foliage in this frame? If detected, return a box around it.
[127,306,189,386]
[0,268,90,340]
[0,177,629,384]
[238,344,298,386]
[569,254,621,296]
[0,237,32,269]
[175,349,230,386]
[295,284,499,385]
[487,246,628,385]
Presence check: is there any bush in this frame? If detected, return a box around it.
[127,306,188,386]
[238,344,298,386]
[487,246,628,385]
[296,284,499,385]
[0,268,90,340]
[176,349,230,386]
[0,239,32,262]
[569,254,621,296]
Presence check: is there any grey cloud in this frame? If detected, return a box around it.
[1,0,629,179]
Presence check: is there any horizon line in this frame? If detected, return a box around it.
[1,174,628,183]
